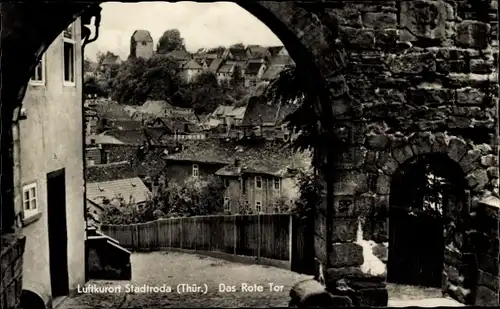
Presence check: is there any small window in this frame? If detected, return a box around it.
[63,41,75,84]
[192,164,199,177]
[30,56,45,85]
[273,178,281,190]
[224,197,230,212]
[255,201,262,213]
[224,178,230,188]
[141,42,147,46]
[22,183,39,219]
[240,178,246,194]
[255,176,262,189]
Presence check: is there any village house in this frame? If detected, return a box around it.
[129,29,154,60]
[84,104,99,136]
[244,59,268,87]
[246,45,271,60]
[85,162,152,226]
[216,62,236,84]
[215,145,311,213]
[228,47,251,61]
[90,99,142,133]
[13,20,86,307]
[179,59,205,83]
[100,53,122,74]
[164,49,192,63]
[260,55,294,85]
[239,94,299,140]
[205,105,247,130]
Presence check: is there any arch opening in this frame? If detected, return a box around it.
[19,290,45,309]
[387,153,476,303]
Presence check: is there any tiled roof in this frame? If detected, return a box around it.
[218,63,234,74]
[166,50,192,61]
[86,177,152,205]
[93,100,133,120]
[86,161,137,183]
[102,144,172,177]
[241,96,280,126]
[245,62,264,75]
[208,58,224,72]
[271,55,294,66]
[268,46,284,57]
[102,54,121,66]
[229,48,248,60]
[261,65,286,81]
[132,30,153,42]
[102,128,164,146]
[247,46,269,58]
[136,100,172,116]
[86,133,125,145]
[107,120,143,130]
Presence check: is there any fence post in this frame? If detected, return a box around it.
[169,218,172,249]
[233,215,237,255]
[193,216,197,251]
[257,214,261,264]
[135,224,140,251]
[180,217,183,251]
[289,215,293,270]
[157,220,161,249]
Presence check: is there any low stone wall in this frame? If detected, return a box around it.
[0,233,26,309]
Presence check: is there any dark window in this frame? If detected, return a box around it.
[63,42,75,83]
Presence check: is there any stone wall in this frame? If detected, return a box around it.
[312,0,499,307]
[0,234,26,309]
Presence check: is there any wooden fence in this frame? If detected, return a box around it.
[100,214,314,274]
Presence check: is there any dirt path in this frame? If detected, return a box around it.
[58,251,311,308]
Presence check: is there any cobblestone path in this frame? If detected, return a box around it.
[58,252,311,308]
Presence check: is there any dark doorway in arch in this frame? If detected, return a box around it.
[387,154,466,288]
[47,168,70,298]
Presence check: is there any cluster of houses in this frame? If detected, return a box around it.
[83,90,308,227]
[87,29,294,88]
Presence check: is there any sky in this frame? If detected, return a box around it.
[84,2,283,62]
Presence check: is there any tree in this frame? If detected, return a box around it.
[110,55,181,105]
[84,57,95,73]
[84,76,107,98]
[230,43,245,49]
[157,29,186,54]
[291,169,324,219]
[183,72,227,114]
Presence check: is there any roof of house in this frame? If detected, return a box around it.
[165,50,192,61]
[102,54,121,66]
[226,59,247,69]
[93,100,133,120]
[183,59,203,70]
[163,139,311,177]
[261,64,286,81]
[86,177,151,205]
[215,147,311,178]
[247,46,269,58]
[268,46,284,57]
[218,63,234,74]
[86,161,137,183]
[241,96,280,126]
[136,100,173,116]
[107,119,143,130]
[86,133,125,145]
[208,58,224,72]
[210,105,246,120]
[271,55,293,66]
[132,30,153,42]
[102,128,164,146]
[101,144,172,177]
[229,48,248,60]
[245,62,265,75]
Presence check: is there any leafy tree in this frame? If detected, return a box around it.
[84,57,95,73]
[84,76,107,98]
[110,55,181,105]
[180,72,227,114]
[230,43,245,49]
[292,169,324,219]
[157,29,186,54]
[165,175,225,216]
[99,196,160,225]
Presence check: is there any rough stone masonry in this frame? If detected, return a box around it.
[309,0,500,307]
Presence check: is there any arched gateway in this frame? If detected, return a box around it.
[1,1,499,308]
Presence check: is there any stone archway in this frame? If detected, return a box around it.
[387,153,469,290]
[377,131,498,305]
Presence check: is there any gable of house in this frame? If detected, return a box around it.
[245,61,265,76]
[228,48,249,60]
[247,46,270,59]
[165,50,192,61]
[183,59,204,71]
